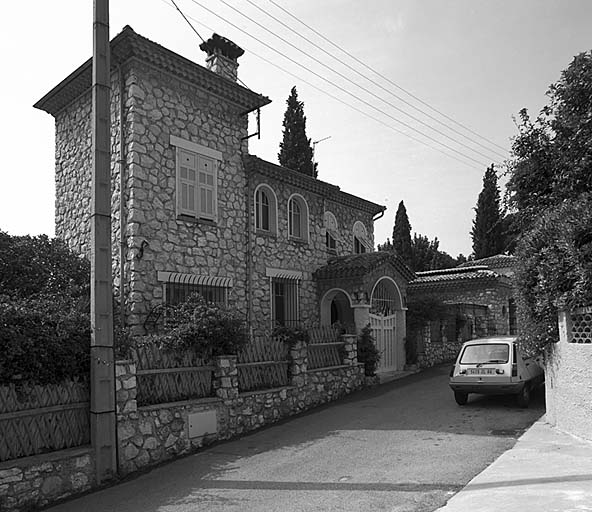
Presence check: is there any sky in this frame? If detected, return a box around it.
[1,0,591,257]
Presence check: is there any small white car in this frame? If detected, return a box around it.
[449,336,544,407]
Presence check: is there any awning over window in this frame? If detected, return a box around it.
[157,271,233,287]
[265,267,303,281]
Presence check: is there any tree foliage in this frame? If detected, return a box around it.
[0,231,91,384]
[506,50,592,353]
[514,196,592,353]
[278,86,317,178]
[392,201,412,265]
[471,164,504,259]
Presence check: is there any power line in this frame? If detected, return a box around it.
[170,0,205,43]
[187,0,491,168]
[244,0,507,162]
[159,0,488,170]
[266,0,509,156]
[214,0,503,165]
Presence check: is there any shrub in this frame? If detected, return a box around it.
[514,195,592,354]
[162,294,248,357]
[0,294,90,384]
[357,324,380,376]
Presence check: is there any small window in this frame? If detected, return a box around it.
[324,211,338,254]
[272,279,299,327]
[157,271,231,306]
[171,135,221,222]
[254,184,278,234]
[288,195,309,241]
[353,221,369,254]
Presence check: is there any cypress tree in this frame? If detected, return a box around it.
[392,201,413,266]
[278,86,317,178]
[471,164,504,259]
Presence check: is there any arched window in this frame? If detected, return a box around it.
[288,194,309,241]
[324,211,338,253]
[353,221,369,254]
[254,184,277,234]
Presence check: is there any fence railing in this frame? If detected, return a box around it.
[570,306,592,344]
[131,343,214,406]
[0,380,89,462]
[307,326,345,369]
[237,336,290,392]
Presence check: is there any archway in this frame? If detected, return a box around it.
[369,277,404,372]
[320,289,354,330]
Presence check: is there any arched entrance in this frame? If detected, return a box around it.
[370,277,403,372]
[320,289,354,330]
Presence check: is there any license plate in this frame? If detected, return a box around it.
[467,368,496,375]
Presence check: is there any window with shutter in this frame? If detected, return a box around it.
[171,135,222,222]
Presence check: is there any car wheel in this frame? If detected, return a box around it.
[517,384,530,408]
[454,391,468,406]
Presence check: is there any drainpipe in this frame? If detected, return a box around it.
[118,65,126,329]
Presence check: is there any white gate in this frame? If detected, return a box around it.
[369,277,401,373]
[370,313,397,372]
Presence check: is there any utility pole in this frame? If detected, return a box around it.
[90,0,116,483]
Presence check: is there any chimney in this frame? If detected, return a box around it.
[199,33,244,82]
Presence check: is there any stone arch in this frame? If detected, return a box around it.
[320,288,354,328]
[369,276,404,315]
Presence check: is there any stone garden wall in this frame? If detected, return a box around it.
[116,335,365,474]
[416,326,463,369]
[0,448,94,512]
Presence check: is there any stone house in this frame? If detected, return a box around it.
[34,27,412,372]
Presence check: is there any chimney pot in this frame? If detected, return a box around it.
[200,33,244,82]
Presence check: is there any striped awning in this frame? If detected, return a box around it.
[157,271,233,287]
[265,268,303,281]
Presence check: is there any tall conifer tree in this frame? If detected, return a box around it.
[278,86,317,177]
[471,164,504,259]
[392,201,412,266]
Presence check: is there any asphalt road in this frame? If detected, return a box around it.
[47,365,544,512]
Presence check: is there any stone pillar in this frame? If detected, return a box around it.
[213,356,239,402]
[115,360,139,475]
[289,340,308,388]
[558,310,573,344]
[352,304,371,333]
[342,334,358,365]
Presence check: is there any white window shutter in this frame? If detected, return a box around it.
[177,149,198,216]
[197,155,216,220]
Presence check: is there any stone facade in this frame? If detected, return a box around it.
[115,335,364,474]
[0,448,94,511]
[245,157,380,334]
[545,309,592,442]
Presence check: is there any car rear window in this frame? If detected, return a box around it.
[459,343,509,364]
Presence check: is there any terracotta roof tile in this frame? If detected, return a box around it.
[34,26,270,117]
[314,251,415,281]
[458,254,516,269]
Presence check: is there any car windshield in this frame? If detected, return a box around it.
[460,343,509,364]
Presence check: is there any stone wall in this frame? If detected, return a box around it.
[416,326,463,369]
[0,448,94,511]
[545,309,592,442]
[116,335,365,474]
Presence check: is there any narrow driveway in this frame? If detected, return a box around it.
[48,366,544,512]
